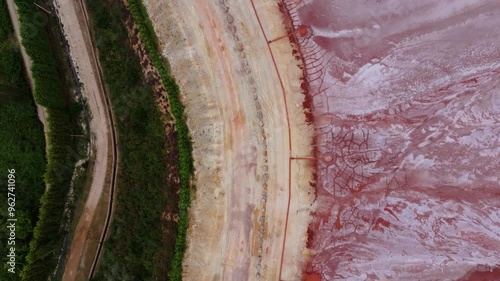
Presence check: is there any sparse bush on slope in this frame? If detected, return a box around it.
[127,0,194,279]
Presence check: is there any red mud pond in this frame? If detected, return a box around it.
[284,0,500,280]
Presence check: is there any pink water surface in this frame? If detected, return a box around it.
[284,0,500,280]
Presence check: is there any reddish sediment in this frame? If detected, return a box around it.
[455,265,500,281]
[281,0,500,280]
[304,272,322,281]
[277,1,315,126]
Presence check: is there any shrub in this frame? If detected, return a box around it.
[127,1,194,279]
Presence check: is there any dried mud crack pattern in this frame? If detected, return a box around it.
[283,0,333,99]
[283,0,500,280]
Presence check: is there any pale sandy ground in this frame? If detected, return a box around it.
[143,0,315,280]
[52,0,113,280]
[6,0,47,131]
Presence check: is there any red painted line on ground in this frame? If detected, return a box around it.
[248,1,293,280]
[292,157,320,161]
[268,30,296,44]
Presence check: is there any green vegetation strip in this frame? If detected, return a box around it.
[0,2,46,280]
[127,1,194,279]
[12,1,63,108]
[5,0,81,280]
[86,0,192,279]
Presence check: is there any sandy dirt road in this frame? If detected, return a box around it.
[6,0,47,131]
[52,0,115,280]
[143,0,314,280]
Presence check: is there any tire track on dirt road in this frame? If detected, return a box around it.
[248,1,294,280]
